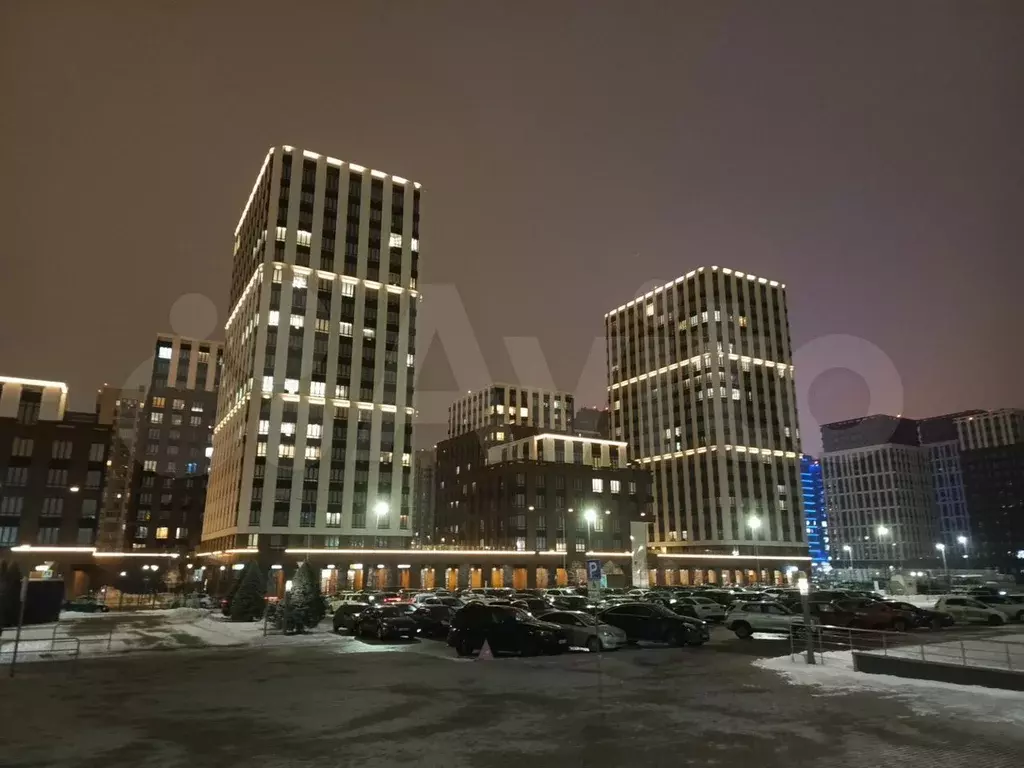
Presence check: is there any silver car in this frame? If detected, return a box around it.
[541,610,627,651]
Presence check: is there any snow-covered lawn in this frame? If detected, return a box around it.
[0,608,336,663]
[755,650,1024,725]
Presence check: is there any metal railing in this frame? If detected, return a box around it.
[788,624,1022,671]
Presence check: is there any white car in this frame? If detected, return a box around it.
[725,601,809,638]
[973,594,1024,622]
[934,596,1006,625]
[541,610,628,651]
[673,596,726,622]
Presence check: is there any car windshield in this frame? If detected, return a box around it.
[650,604,678,618]
[378,606,410,617]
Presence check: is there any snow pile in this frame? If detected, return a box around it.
[755,650,1024,725]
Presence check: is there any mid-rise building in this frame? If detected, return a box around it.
[125,335,221,551]
[203,146,421,553]
[447,384,574,446]
[800,455,828,568]
[0,375,111,551]
[957,410,1024,571]
[95,384,147,551]
[413,447,436,543]
[605,267,806,570]
[918,411,982,549]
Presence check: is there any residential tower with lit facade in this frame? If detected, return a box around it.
[202,146,421,553]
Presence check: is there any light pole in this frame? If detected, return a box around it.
[748,516,762,585]
[957,535,969,566]
[583,508,597,553]
[876,525,890,573]
[935,543,948,581]
[842,544,853,577]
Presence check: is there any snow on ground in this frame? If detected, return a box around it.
[874,633,1024,671]
[0,609,336,663]
[755,650,1024,725]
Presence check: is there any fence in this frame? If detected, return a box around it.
[788,624,1023,671]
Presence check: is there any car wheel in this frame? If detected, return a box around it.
[455,638,474,657]
[930,617,944,631]
[892,618,908,633]
[377,624,387,641]
[586,636,602,653]
[733,622,753,639]
[988,613,1004,626]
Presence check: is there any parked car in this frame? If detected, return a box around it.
[542,610,627,652]
[411,604,455,637]
[725,601,808,638]
[671,596,726,622]
[551,595,596,612]
[512,598,555,617]
[419,595,464,608]
[972,594,1024,622]
[934,595,1006,625]
[332,601,371,633]
[883,600,955,630]
[830,599,918,632]
[597,602,709,646]
[447,603,569,657]
[355,604,418,640]
[62,596,109,613]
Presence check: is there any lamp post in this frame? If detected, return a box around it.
[797,575,815,665]
[842,544,853,577]
[957,535,969,566]
[876,525,890,573]
[748,516,762,585]
[583,508,597,553]
[935,543,948,581]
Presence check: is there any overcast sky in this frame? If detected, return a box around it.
[1,1,1021,454]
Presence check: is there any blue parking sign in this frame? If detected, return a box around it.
[586,560,601,581]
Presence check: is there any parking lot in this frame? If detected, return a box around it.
[3,619,1024,768]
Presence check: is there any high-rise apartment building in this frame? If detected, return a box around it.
[447,384,574,446]
[413,447,436,543]
[203,146,421,552]
[0,375,110,551]
[95,384,147,551]
[125,335,221,551]
[605,267,805,562]
[574,406,610,440]
[918,411,982,549]
[800,455,828,568]
[957,409,1024,570]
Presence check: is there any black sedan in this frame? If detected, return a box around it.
[411,604,455,637]
[447,603,568,657]
[355,604,418,641]
[62,596,109,613]
[332,601,370,633]
[512,597,555,617]
[883,600,955,630]
[598,602,709,646]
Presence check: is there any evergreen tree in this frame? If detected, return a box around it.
[0,561,23,629]
[288,561,324,631]
[229,563,266,622]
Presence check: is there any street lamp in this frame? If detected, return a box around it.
[876,525,890,572]
[748,516,762,585]
[935,543,948,580]
[583,508,597,553]
[957,535,969,564]
[841,544,853,575]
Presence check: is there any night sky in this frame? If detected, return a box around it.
[1,2,1021,455]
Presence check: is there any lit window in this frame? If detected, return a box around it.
[258,420,270,435]
[610,480,620,494]
[326,512,341,527]
[520,407,528,418]
[273,266,283,283]
[495,431,505,441]
[268,310,279,326]
[175,527,187,539]
[152,396,166,409]
[305,445,321,460]
[406,354,415,367]
[310,381,326,398]
[411,238,419,252]
[262,375,274,394]
[279,444,295,458]
[155,527,169,540]
[157,345,173,360]
[341,282,355,297]
[389,232,402,249]
[339,322,353,336]
[144,460,157,472]
[293,274,307,290]
[150,412,163,424]
[276,226,287,241]
[284,379,299,394]
[335,385,349,398]
[290,314,303,329]
[191,402,204,413]
[256,441,267,457]
[592,478,604,493]
[363,328,375,340]
[280,422,296,436]
[315,318,330,333]
[173,399,185,411]
[297,230,312,247]
[402,453,411,467]
[307,424,323,439]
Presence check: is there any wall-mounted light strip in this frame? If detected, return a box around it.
[657,553,811,561]
[604,266,786,318]
[94,552,181,559]
[225,265,264,332]
[234,148,274,238]
[608,354,791,391]
[0,375,68,393]
[639,446,800,464]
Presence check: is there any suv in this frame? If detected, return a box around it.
[934,595,1006,625]
[597,602,709,646]
[725,601,808,638]
[447,603,568,657]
